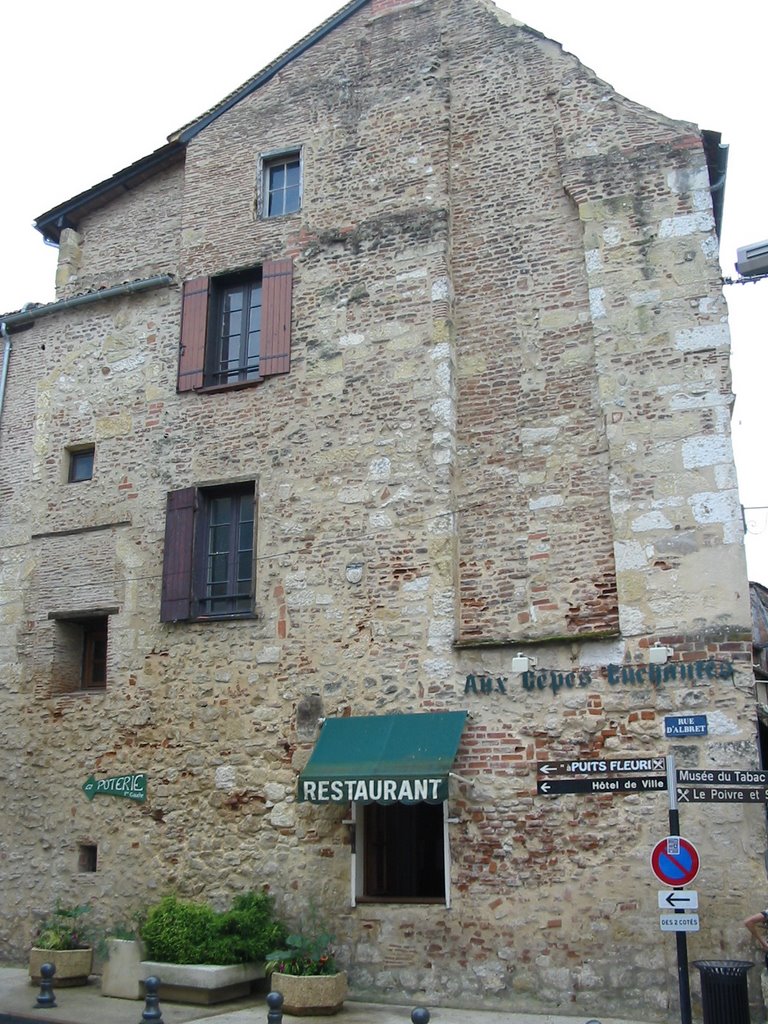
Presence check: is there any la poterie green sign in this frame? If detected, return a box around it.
[83,773,147,803]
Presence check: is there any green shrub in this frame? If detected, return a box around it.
[141,891,285,965]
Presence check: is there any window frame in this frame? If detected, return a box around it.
[352,800,452,907]
[177,260,293,394]
[194,484,256,618]
[205,270,263,388]
[67,445,95,483]
[81,618,108,689]
[262,150,302,219]
[48,610,113,693]
[161,482,257,623]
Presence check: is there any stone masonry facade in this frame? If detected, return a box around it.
[0,0,761,1020]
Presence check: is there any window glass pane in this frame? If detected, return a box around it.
[265,154,301,218]
[197,488,255,616]
[270,165,285,190]
[284,185,300,214]
[69,448,94,482]
[285,160,300,186]
[208,278,262,385]
[209,497,231,526]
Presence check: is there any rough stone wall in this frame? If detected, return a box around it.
[0,1,759,1021]
[54,162,184,299]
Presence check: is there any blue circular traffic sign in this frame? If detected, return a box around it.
[651,836,700,886]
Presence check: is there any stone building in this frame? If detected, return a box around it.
[0,0,761,1019]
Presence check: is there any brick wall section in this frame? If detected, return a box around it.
[0,0,756,1019]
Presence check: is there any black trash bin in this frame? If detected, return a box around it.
[694,960,754,1024]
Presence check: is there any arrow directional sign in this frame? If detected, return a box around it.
[538,775,667,796]
[677,769,768,786]
[83,773,147,803]
[658,890,699,910]
[537,757,667,776]
[677,786,767,803]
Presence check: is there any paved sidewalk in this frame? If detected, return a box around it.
[0,966,660,1024]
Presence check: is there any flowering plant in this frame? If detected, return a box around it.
[265,913,337,976]
[34,902,93,951]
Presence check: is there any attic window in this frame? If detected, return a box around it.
[263,151,301,218]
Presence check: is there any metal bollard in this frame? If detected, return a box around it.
[268,989,285,1024]
[35,961,57,1008]
[141,975,164,1023]
[412,1007,430,1024]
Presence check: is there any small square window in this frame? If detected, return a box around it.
[68,446,95,482]
[264,152,301,218]
[78,843,98,872]
[52,614,109,691]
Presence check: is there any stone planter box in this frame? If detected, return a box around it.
[272,971,347,1015]
[101,938,145,999]
[139,960,265,1005]
[29,947,93,987]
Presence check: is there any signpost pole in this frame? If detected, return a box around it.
[667,754,692,1024]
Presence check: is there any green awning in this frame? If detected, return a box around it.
[298,711,467,804]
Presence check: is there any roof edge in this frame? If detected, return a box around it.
[174,0,370,145]
[32,0,370,245]
[34,143,185,245]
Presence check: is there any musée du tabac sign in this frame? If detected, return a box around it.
[464,658,734,698]
[82,772,147,802]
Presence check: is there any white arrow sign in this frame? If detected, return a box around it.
[658,890,698,910]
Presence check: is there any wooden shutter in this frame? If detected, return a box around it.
[177,277,210,392]
[260,259,293,377]
[160,488,196,622]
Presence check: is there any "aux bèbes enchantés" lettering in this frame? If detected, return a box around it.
[464,659,734,697]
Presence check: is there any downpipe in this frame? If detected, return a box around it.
[0,321,10,444]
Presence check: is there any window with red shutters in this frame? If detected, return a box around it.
[177,260,293,393]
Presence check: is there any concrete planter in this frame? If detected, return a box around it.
[139,960,265,1005]
[272,971,347,1015]
[101,938,145,999]
[29,947,93,987]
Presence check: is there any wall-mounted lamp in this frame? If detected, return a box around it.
[512,653,537,673]
[649,643,674,665]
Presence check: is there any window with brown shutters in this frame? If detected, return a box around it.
[160,483,256,623]
[177,259,293,393]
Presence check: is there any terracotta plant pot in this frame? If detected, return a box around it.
[29,946,93,987]
[272,971,347,1015]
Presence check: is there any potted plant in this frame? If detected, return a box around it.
[138,890,286,1004]
[266,913,347,1015]
[29,902,94,987]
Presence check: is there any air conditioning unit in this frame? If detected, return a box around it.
[736,239,768,277]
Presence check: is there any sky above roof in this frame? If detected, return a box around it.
[3,0,767,584]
